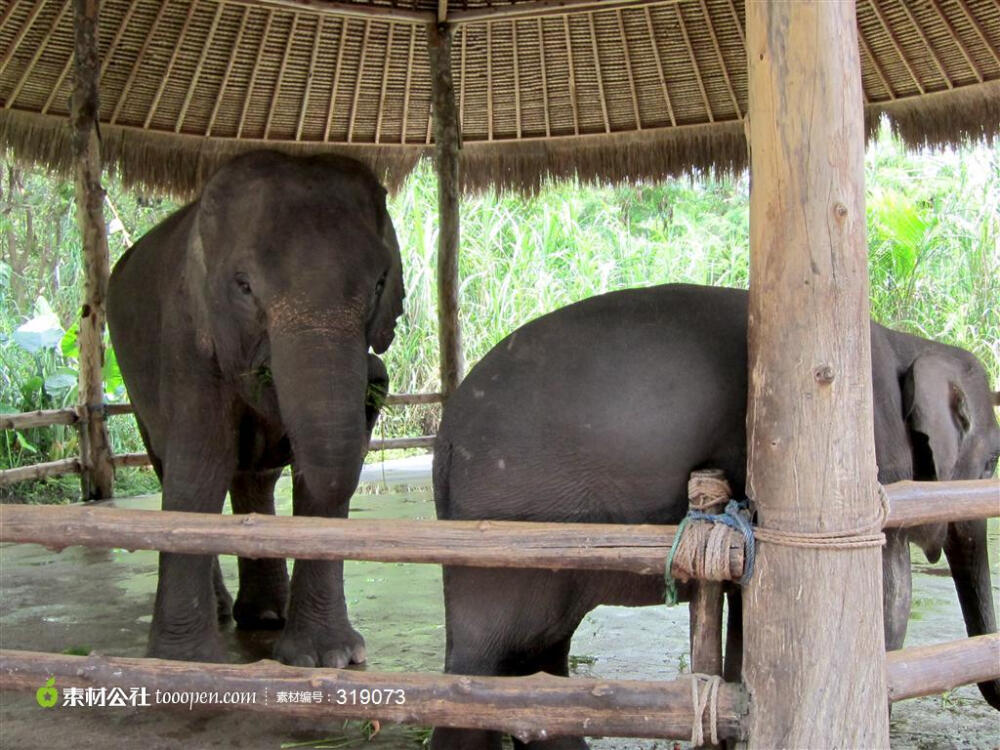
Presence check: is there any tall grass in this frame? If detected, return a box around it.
[2,126,998,497]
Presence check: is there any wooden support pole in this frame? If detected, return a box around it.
[71,0,113,501]
[0,504,748,577]
[428,22,465,399]
[886,633,1000,702]
[743,2,889,747]
[0,649,748,742]
[687,469,729,704]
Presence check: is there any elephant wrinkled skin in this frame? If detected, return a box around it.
[107,151,404,667]
[431,283,1000,750]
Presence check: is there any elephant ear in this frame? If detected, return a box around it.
[902,353,973,482]
[367,188,405,354]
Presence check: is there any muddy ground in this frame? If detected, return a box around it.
[1,462,998,749]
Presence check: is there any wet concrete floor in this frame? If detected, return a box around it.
[1,458,998,749]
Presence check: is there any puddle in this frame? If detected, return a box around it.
[1,472,998,748]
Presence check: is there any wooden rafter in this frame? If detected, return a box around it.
[617,9,642,130]
[324,16,348,142]
[0,0,47,78]
[564,14,579,135]
[296,15,323,141]
[588,12,611,133]
[264,12,299,139]
[177,2,225,133]
[869,0,925,95]
[927,0,982,83]
[700,0,740,118]
[5,0,70,110]
[895,0,952,89]
[400,22,415,144]
[645,5,675,127]
[375,22,395,143]
[538,17,551,137]
[346,18,371,143]
[675,2,714,123]
[144,0,200,129]
[111,0,171,125]
[237,7,274,137]
[207,4,250,136]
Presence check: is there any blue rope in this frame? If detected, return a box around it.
[665,499,756,606]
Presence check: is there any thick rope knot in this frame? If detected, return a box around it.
[752,483,890,550]
[687,474,731,513]
[666,500,755,604]
[689,673,723,747]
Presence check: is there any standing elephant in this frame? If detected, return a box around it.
[107,151,404,667]
[431,283,999,750]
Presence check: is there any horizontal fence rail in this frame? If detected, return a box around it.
[0,505,729,576]
[886,633,1000,702]
[0,649,748,742]
[0,395,443,487]
[1,479,995,565]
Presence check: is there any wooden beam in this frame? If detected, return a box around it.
[264,11,299,140]
[0,504,748,578]
[143,0,199,130]
[451,0,685,25]
[0,408,79,430]
[886,633,1000,703]
[177,2,224,132]
[110,0,170,124]
[0,458,81,486]
[429,22,465,400]
[0,649,748,743]
[0,0,47,78]
[743,1,888,746]
[883,479,999,528]
[207,5,250,136]
[71,0,113,501]
[5,0,71,109]
[229,0,431,24]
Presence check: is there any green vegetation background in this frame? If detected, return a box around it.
[2,128,997,501]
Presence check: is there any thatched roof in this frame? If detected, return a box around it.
[2,0,999,196]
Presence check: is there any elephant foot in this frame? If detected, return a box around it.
[213,558,234,625]
[273,622,366,668]
[147,630,228,664]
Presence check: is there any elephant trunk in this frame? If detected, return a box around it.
[268,328,370,514]
[944,518,1000,710]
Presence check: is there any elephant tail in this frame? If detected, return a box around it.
[432,437,453,519]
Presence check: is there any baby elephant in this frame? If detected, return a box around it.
[430,283,999,750]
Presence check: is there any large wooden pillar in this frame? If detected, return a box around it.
[742,2,889,746]
[428,21,464,399]
[71,0,114,500]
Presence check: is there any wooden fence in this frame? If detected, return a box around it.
[0,394,442,488]
[0,476,997,742]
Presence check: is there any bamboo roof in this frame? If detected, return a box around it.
[2,0,999,195]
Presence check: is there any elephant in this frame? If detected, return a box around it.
[430,283,999,750]
[107,151,404,667]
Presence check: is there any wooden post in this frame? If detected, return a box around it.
[687,470,729,681]
[743,1,889,747]
[429,21,464,399]
[71,0,114,500]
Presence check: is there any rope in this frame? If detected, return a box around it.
[666,500,754,605]
[752,483,890,550]
[689,673,722,747]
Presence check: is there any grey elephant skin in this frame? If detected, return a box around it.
[431,283,1000,750]
[107,151,404,667]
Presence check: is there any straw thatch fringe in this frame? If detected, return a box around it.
[865,80,1000,150]
[4,79,999,199]
[0,109,428,199]
[460,121,748,194]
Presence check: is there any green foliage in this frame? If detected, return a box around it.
[2,125,997,500]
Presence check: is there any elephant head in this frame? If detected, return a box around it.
[879,330,1000,709]
[187,151,404,504]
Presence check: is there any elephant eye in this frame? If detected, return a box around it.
[234,274,252,296]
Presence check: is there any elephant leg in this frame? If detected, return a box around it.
[944,519,1000,710]
[230,469,288,630]
[212,557,233,624]
[272,469,364,668]
[147,404,236,663]
[723,588,743,682]
[432,567,591,750]
[882,529,912,651]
